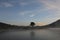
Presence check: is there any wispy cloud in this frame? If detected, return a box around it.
[29,14,35,17]
[37,0,60,24]
[19,11,31,16]
[20,2,28,6]
[40,0,60,10]
[0,2,14,7]
[0,0,39,7]
[19,0,39,7]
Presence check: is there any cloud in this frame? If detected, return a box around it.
[19,11,31,16]
[41,0,60,10]
[0,0,39,7]
[29,14,35,17]
[0,2,14,7]
[38,0,60,18]
[19,0,39,6]
[20,2,28,6]
[19,0,60,18]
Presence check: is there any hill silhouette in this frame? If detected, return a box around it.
[0,22,20,30]
[0,19,60,30]
[46,19,60,28]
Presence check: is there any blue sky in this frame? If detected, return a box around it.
[0,0,60,26]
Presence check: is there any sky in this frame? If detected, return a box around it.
[0,0,60,26]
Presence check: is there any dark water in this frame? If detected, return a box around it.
[0,28,60,40]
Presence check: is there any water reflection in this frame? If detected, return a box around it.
[0,28,60,40]
[30,30,35,40]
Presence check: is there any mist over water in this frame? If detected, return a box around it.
[0,28,60,40]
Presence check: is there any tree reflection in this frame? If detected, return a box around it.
[30,30,35,40]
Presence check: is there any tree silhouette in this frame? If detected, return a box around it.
[30,22,35,27]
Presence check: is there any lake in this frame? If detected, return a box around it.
[0,28,60,40]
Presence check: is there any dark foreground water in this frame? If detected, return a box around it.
[0,28,60,40]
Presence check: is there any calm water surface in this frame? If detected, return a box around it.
[0,28,60,40]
